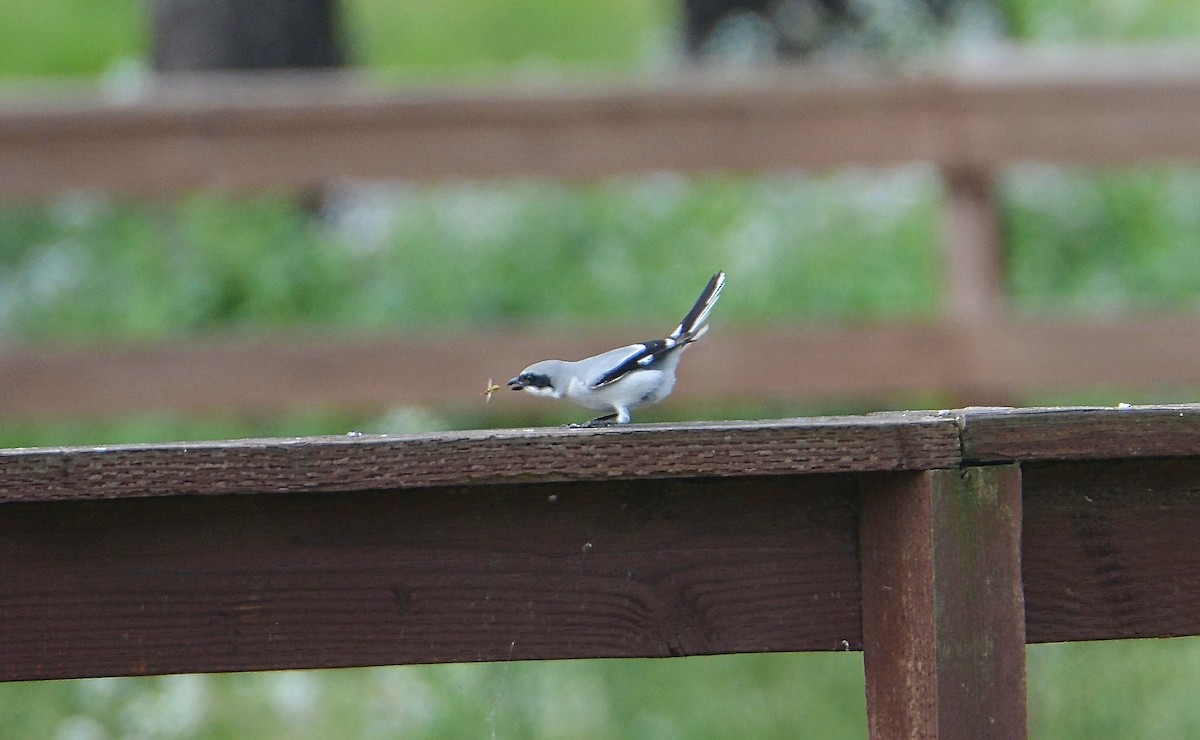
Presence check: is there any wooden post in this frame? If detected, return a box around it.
[859,466,1026,739]
[941,167,1005,322]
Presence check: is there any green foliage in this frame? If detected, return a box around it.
[344,0,676,76]
[12,164,1200,348]
[998,0,1200,40]
[10,640,1200,738]
[1006,167,1200,313]
[0,0,146,77]
[332,172,941,327]
[1029,638,1200,737]
[0,654,868,739]
[0,193,356,338]
[0,171,942,341]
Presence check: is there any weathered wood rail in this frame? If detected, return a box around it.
[5,47,1200,418]
[6,404,1200,738]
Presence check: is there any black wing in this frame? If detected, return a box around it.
[589,271,724,388]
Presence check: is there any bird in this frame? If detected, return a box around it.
[507,271,726,426]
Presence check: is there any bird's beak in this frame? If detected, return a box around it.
[507,377,524,390]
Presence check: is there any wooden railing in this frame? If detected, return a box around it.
[4,47,1200,418]
[6,404,1200,738]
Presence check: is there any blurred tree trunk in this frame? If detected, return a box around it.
[149,0,344,71]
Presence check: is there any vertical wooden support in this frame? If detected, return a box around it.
[859,466,1026,739]
[941,167,1005,322]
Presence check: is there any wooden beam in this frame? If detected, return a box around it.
[960,404,1200,463]
[961,407,1200,643]
[0,70,942,197]
[859,465,1027,739]
[1022,458,1200,643]
[0,473,865,681]
[0,413,962,503]
[6,320,1200,419]
[6,405,1200,697]
[950,47,1200,167]
[3,48,1200,196]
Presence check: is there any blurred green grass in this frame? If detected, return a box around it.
[7,167,1200,345]
[0,0,146,77]
[4,1,1200,739]
[0,172,944,340]
[0,654,871,739]
[8,640,1200,738]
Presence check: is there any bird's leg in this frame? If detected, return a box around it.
[569,413,621,429]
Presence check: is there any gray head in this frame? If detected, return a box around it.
[507,360,567,398]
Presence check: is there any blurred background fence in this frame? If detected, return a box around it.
[6,49,1200,421]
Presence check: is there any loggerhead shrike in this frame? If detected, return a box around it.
[508,271,726,426]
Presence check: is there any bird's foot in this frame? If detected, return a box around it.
[568,413,621,429]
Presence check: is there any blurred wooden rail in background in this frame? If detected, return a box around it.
[3,47,1200,416]
[6,49,1200,193]
[6,405,1200,739]
[4,319,1200,418]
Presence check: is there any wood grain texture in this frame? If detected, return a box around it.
[960,405,1200,463]
[0,413,961,503]
[859,472,940,739]
[1023,458,1200,643]
[932,466,1026,739]
[859,466,1026,740]
[0,474,863,681]
[8,320,1200,419]
[9,400,1200,694]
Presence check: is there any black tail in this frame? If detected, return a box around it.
[670,271,725,341]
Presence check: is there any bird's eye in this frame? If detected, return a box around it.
[521,373,553,389]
